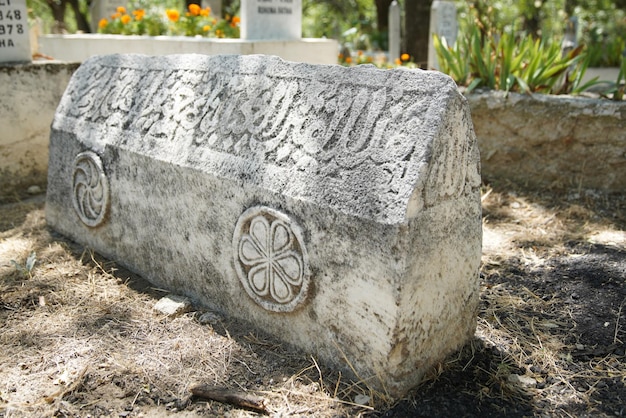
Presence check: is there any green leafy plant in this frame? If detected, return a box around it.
[599,54,626,100]
[615,55,626,100]
[11,251,36,279]
[433,33,470,86]
[434,23,604,96]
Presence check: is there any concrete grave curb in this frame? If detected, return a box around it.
[46,54,482,397]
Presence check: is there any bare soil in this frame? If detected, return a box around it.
[1,183,624,417]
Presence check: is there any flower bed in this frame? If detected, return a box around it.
[98,5,240,38]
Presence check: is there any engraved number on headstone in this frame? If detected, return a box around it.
[233,206,310,312]
[72,151,109,227]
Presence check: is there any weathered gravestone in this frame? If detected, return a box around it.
[241,0,301,40]
[0,0,31,63]
[46,54,482,397]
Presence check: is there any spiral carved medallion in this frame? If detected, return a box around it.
[72,151,109,227]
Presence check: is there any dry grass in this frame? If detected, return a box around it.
[0,197,379,417]
[1,186,625,417]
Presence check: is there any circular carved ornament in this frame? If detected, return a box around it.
[72,151,109,227]
[233,206,310,312]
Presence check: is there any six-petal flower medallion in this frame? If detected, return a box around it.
[233,206,310,312]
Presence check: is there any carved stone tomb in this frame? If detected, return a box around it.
[46,54,482,397]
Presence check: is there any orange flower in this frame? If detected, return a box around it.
[132,9,145,20]
[120,14,131,24]
[215,29,224,38]
[345,57,353,64]
[188,3,201,16]
[200,7,211,17]
[116,6,126,14]
[98,18,108,29]
[203,25,211,32]
[111,12,121,19]
[401,53,410,61]
[394,58,402,65]
[166,9,180,22]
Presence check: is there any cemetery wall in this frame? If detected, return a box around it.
[2,62,624,198]
[0,61,80,200]
[37,35,338,65]
[467,91,625,192]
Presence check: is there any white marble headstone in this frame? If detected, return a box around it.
[240,0,301,40]
[388,0,401,63]
[427,0,458,70]
[0,0,30,63]
[206,0,222,20]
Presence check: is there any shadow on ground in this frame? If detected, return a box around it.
[1,184,625,417]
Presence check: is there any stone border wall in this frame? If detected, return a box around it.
[2,62,625,199]
[0,61,80,201]
[467,91,625,192]
[38,35,338,65]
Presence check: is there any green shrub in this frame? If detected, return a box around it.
[434,23,602,95]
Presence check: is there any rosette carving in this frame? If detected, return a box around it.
[233,206,310,312]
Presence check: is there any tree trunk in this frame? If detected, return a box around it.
[186,0,202,9]
[521,0,541,38]
[67,0,91,33]
[45,0,67,33]
[375,0,393,32]
[404,0,432,68]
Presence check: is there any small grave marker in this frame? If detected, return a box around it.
[0,0,30,63]
[561,16,578,55]
[388,0,401,63]
[427,0,458,70]
[206,0,221,20]
[240,0,301,40]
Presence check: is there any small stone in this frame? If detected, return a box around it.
[354,394,370,405]
[197,311,221,325]
[153,295,192,317]
[575,343,585,351]
[507,374,537,387]
[27,185,42,195]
